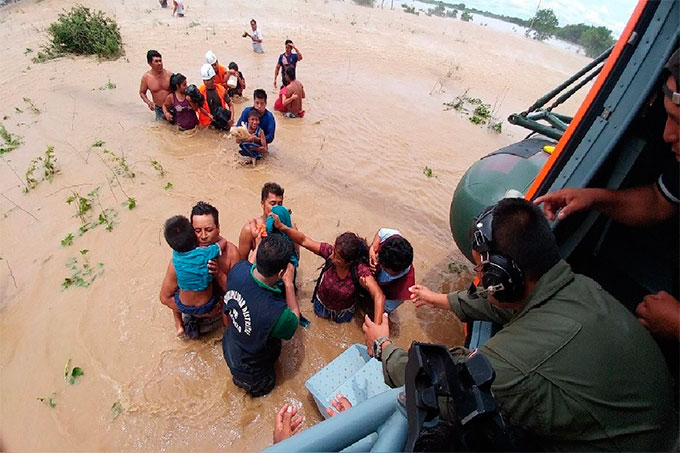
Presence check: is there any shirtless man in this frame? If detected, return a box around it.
[238,182,298,260]
[139,50,173,121]
[160,202,240,338]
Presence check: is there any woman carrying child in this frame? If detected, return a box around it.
[270,214,385,324]
[162,73,199,131]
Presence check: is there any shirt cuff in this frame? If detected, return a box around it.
[448,291,470,323]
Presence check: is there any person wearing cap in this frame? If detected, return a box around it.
[197,63,233,130]
[205,50,228,91]
[363,198,676,450]
[535,48,680,341]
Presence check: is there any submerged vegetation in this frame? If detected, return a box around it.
[33,5,123,63]
[0,123,22,155]
[24,146,58,192]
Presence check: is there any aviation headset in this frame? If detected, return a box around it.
[469,205,525,303]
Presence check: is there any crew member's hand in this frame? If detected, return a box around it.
[362,313,389,357]
[273,403,303,444]
[636,291,680,340]
[270,213,283,230]
[409,284,447,309]
[534,188,594,221]
[282,263,295,287]
[207,259,218,275]
[325,394,352,417]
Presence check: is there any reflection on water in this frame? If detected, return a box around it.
[0,0,589,449]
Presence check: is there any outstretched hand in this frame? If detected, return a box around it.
[326,394,353,417]
[273,403,304,444]
[409,285,448,309]
[534,188,595,221]
[269,213,283,230]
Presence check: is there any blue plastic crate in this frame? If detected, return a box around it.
[305,344,391,418]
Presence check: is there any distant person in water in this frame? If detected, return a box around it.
[281,66,305,118]
[227,62,246,98]
[162,215,227,338]
[274,39,302,88]
[172,0,184,16]
[139,50,172,121]
[162,73,199,130]
[238,109,267,160]
[236,89,276,143]
[244,19,264,53]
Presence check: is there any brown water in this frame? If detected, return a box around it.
[0,0,590,450]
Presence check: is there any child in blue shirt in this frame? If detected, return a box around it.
[164,215,226,338]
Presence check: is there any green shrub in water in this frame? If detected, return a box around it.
[34,5,123,62]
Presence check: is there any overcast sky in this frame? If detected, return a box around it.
[460,0,639,36]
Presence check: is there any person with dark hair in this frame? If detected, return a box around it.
[238,182,293,260]
[227,62,246,97]
[279,66,305,118]
[368,228,414,313]
[162,73,199,130]
[162,215,226,338]
[363,198,676,450]
[139,50,172,120]
[237,109,267,160]
[535,48,680,341]
[274,39,302,88]
[271,215,385,324]
[197,63,233,130]
[236,89,276,143]
[222,234,300,397]
[160,202,240,338]
[243,19,263,53]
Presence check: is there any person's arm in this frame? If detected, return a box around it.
[187,97,199,112]
[256,129,267,153]
[282,92,299,107]
[293,46,303,61]
[237,221,257,261]
[139,74,154,110]
[236,108,248,127]
[535,185,677,226]
[159,261,179,310]
[271,213,322,255]
[360,273,386,323]
[368,230,381,271]
[410,285,513,324]
[215,242,239,292]
[253,31,263,43]
[636,291,680,340]
[263,114,276,143]
[162,94,174,122]
[282,263,300,319]
[274,62,281,88]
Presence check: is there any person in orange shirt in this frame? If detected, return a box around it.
[205,50,229,91]
[198,63,234,130]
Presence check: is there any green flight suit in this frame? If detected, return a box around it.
[382,260,677,450]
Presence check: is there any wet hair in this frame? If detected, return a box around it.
[285,39,293,45]
[335,232,369,266]
[147,50,162,63]
[190,201,219,226]
[164,215,196,253]
[261,182,284,201]
[250,19,257,25]
[285,65,296,81]
[170,73,186,92]
[253,88,267,102]
[228,61,239,71]
[491,198,560,281]
[379,236,413,273]
[256,235,294,277]
[248,109,260,119]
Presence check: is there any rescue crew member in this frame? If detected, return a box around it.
[364,198,677,450]
[198,63,234,130]
[222,235,300,397]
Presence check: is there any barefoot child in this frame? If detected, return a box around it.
[163,215,226,338]
[238,109,267,160]
[270,214,385,324]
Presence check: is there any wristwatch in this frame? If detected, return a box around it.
[373,336,391,362]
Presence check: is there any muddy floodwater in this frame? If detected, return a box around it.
[0,0,590,450]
